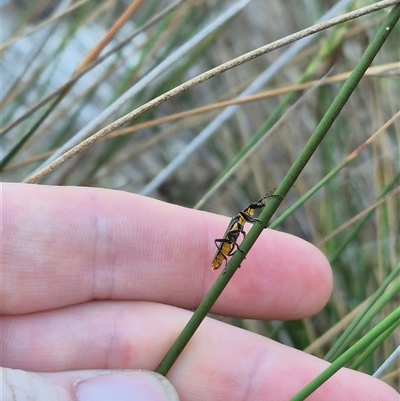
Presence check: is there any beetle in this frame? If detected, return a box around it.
[212,193,272,271]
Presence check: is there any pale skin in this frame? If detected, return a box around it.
[2,183,398,400]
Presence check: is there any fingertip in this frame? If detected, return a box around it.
[2,368,180,401]
[76,371,179,401]
[213,229,333,319]
[286,233,333,316]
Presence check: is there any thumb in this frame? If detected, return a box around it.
[2,368,179,401]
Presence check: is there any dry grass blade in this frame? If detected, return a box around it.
[22,0,398,184]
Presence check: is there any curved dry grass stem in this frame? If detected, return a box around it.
[23,0,399,184]
[3,63,396,173]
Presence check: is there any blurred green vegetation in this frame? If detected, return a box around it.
[1,0,399,392]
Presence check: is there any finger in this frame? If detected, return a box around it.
[2,302,397,401]
[2,369,179,401]
[3,183,332,318]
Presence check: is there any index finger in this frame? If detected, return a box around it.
[2,183,332,317]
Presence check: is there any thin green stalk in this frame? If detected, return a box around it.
[1,95,65,171]
[155,252,244,375]
[155,5,400,376]
[328,170,400,264]
[324,265,400,362]
[270,161,344,229]
[194,17,347,210]
[349,320,399,370]
[288,308,400,401]
[270,167,399,230]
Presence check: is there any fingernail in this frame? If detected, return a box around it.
[75,371,179,401]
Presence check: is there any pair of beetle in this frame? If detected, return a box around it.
[212,193,273,271]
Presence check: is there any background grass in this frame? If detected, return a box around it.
[1,0,399,394]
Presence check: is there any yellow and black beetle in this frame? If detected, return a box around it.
[212,193,272,271]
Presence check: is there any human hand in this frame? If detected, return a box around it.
[2,183,397,400]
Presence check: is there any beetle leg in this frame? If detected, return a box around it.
[214,237,231,245]
[214,237,234,249]
[239,210,261,223]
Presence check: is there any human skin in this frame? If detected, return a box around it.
[1,183,398,400]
